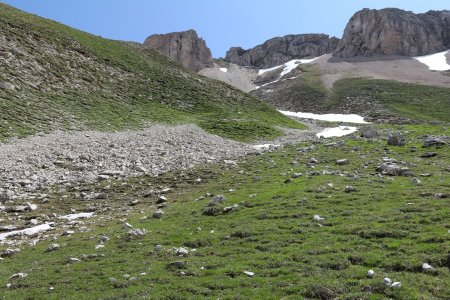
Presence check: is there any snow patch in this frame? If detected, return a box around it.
[219,67,228,73]
[279,110,369,124]
[255,57,320,89]
[316,126,358,138]
[0,223,54,241]
[59,212,95,221]
[258,57,318,76]
[413,50,450,71]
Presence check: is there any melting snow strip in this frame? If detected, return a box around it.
[279,110,369,124]
[413,50,450,71]
[58,212,95,221]
[316,126,358,138]
[258,57,319,76]
[0,223,55,241]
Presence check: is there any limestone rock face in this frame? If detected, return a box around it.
[144,29,213,71]
[225,34,339,68]
[334,8,450,57]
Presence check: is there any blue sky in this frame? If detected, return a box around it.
[2,0,449,57]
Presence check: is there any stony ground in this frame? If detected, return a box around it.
[0,122,448,299]
[0,124,319,200]
[0,123,318,248]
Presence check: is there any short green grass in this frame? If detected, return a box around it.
[1,124,448,299]
[330,78,450,122]
[0,3,303,142]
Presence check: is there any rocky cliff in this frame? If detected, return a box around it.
[334,8,450,58]
[144,29,213,71]
[225,34,339,68]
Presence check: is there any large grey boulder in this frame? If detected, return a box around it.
[143,29,213,71]
[334,8,450,58]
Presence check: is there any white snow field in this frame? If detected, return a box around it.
[258,57,319,76]
[316,126,358,138]
[413,50,450,71]
[58,212,95,221]
[279,110,369,124]
[255,57,320,89]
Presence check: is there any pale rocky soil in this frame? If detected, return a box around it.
[0,122,319,248]
[199,63,258,92]
[200,53,450,92]
[315,54,450,89]
[0,123,318,200]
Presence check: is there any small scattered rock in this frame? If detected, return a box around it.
[313,215,324,221]
[376,163,411,176]
[423,137,445,148]
[309,158,318,164]
[387,133,406,146]
[68,257,81,263]
[202,206,222,216]
[336,159,349,165]
[0,248,21,257]
[127,228,147,236]
[344,185,356,193]
[97,175,110,181]
[360,127,379,139]
[152,209,164,219]
[243,271,255,277]
[422,263,433,271]
[420,152,437,158]
[166,261,187,269]
[10,273,27,279]
[128,200,139,206]
[208,195,225,206]
[223,204,239,213]
[156,196,167,204]
[411,177,421,186]
[0,82,15,91]
[46,244,60,252]
[367,270,375,278]
[175,247,189,256]
[434,193,448,199]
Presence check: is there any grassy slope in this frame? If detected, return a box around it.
[0,124,448,299]
[330,79,450,122]
[0,3,304,142]
[254,65,450,123]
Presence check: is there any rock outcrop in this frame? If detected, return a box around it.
[144,29,213,71]
[334,8,450,58]
[225,34,339,68]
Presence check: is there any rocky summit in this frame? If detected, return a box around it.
[225,34,339,68]
[143,29,213,71]
[334,8,450,57]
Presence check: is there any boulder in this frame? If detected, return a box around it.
[376,163,412,176]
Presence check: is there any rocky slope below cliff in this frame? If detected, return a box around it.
[225,34,339,68]
[334,8,450,58]
[143,29,213,71]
